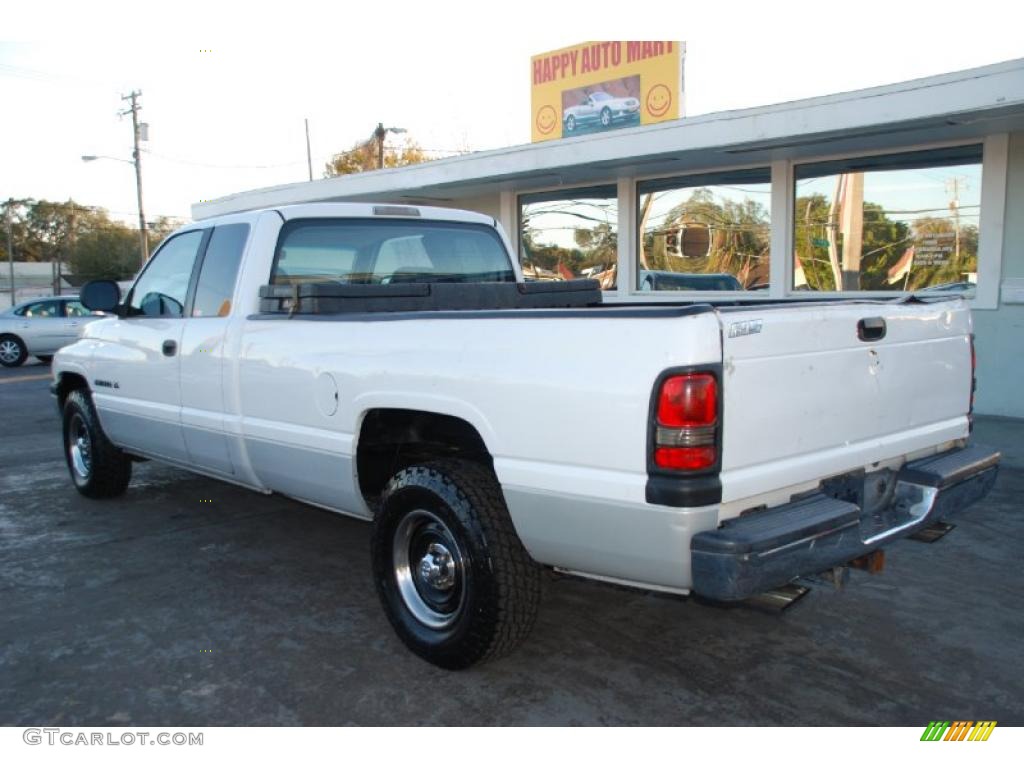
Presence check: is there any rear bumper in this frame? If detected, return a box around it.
[690,444,1000,601]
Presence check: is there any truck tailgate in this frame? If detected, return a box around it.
[716,300,973,506]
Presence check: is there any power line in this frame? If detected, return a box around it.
[141,148,318,170]
[0,62,120,91]
[3,200,187,224]
[382,145,472,156]
[143,144,470,172]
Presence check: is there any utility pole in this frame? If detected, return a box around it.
[120,91,149,264]
[305,118,313,181]
[5,199,14,309]
[947,176,967,265]
[826,175,844,291]
[839,172,864,291]
[373,123,406,170]
[374,122,386,170]
[59,202,77,296]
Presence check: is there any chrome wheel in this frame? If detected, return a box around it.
[68,413,92,480]
[392,509,466,629]
[600,108,611,127]
[566,115,576,132]
[0,339,22,365]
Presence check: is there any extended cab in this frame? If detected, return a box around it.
[52,203,1000,669]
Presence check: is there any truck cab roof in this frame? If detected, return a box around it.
[189,202,498,231]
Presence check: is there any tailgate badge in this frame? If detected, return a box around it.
[728,319,763,338]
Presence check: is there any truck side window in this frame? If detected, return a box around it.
[192,224,250,317]
[271,219,515,285]
[126,230,204,317]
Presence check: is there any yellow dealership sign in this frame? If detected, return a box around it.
[531,41,685,142]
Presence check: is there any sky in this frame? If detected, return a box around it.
[2,1,1022,227]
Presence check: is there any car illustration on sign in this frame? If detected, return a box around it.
[563,91,640,132]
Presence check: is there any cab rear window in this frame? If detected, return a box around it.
[271,219,514,286]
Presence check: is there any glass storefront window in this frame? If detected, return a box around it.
[793,146,983,295]
[519,186,618,289]
[637,169,771,292]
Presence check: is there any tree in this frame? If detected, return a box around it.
[520,199,618,282]
[794,193,835,290]
[323,135,432,177]
[641,188,770,286]
[794,193,964,291]
[0,198,159,285]
[147,215,187,252]
[68,226,140,283]
[0,198,35,262]
[25,200,112,266]
[901,216,977,290]
[856,202,910,289]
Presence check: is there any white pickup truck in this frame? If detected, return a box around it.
[52,203,1000,669]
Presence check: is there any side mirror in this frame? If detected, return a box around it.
[80,280,122,313]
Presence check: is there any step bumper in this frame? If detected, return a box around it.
[690,444,1001,601]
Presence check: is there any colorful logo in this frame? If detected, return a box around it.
[535,105,558,135]
[920,721,997,741]
[645,83,672,118]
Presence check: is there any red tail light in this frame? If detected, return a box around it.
[657,373,717,427]
[655,445,717,470]
[653,373,718,471]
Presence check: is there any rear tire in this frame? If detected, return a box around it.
[63,389,132,498]
[0,335,27,367]
[371,459,540,669]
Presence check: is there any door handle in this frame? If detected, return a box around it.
[162,339,178,357]
[857,317,886,342]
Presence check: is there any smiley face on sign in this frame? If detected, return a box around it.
[535,105,558,135]
[645,84,672,118]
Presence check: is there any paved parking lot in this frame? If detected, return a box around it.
[1,359,1022,726]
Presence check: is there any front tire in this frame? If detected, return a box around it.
[565,114,576,132]
[63,389,132,498]
[371,459,540,669]
[600,107,611,127]
[0,335,27,367]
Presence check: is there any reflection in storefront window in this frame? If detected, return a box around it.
[793,147,982,294]
[637,170,771,291]
[519,187,618,289]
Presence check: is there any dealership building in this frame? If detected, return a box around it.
[194,59,1024,419]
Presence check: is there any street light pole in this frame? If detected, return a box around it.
[121,91,149,264]
[5,199,14,309]
[305,118,313,181]
[374,123,406,169]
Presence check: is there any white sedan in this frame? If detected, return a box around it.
[563,91,640,132]
[0,296,102,367]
